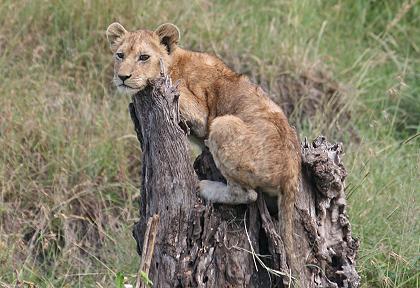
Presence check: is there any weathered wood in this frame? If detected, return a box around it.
[296,137,360,287]
[130,67,360,287]
[130,70,198,287]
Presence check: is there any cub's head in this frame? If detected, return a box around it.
[106,22,180,95]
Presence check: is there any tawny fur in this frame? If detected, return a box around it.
[106,22,301,279]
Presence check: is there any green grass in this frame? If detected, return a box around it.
[0,0,418,287]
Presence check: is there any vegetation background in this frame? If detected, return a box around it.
[0,0,418,287]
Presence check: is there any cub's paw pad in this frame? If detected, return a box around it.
[247,189,258,202]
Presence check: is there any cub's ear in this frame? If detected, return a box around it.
[155,23,180,54]
[106,22,127,52]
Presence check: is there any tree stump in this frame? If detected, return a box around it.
[130,68,360,287]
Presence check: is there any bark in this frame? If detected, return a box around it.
[130,68,360,287]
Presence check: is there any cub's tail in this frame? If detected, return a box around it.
[278,175,299,284]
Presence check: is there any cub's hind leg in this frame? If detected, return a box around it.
[198,115,264,205]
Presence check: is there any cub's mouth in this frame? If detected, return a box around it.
[118,83,136,89]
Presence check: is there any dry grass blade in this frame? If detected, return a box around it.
[135,215,159,288]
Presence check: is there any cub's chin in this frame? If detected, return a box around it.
[116,84,141,96]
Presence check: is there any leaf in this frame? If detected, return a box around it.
[115,271,125,288]
[140,271,153,287]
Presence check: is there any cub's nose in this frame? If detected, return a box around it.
[118,74,132,82]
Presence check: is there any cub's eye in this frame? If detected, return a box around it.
[138,54,150,61]
[116,52,124,59]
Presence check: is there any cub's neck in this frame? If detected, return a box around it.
[167,47,238,89]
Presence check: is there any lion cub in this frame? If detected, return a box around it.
[106,22,301,277]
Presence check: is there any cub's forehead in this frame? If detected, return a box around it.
[119,30,161,53]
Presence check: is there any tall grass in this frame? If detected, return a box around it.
[0,0,418,287]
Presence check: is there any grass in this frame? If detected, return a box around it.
[0,0,418,287]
